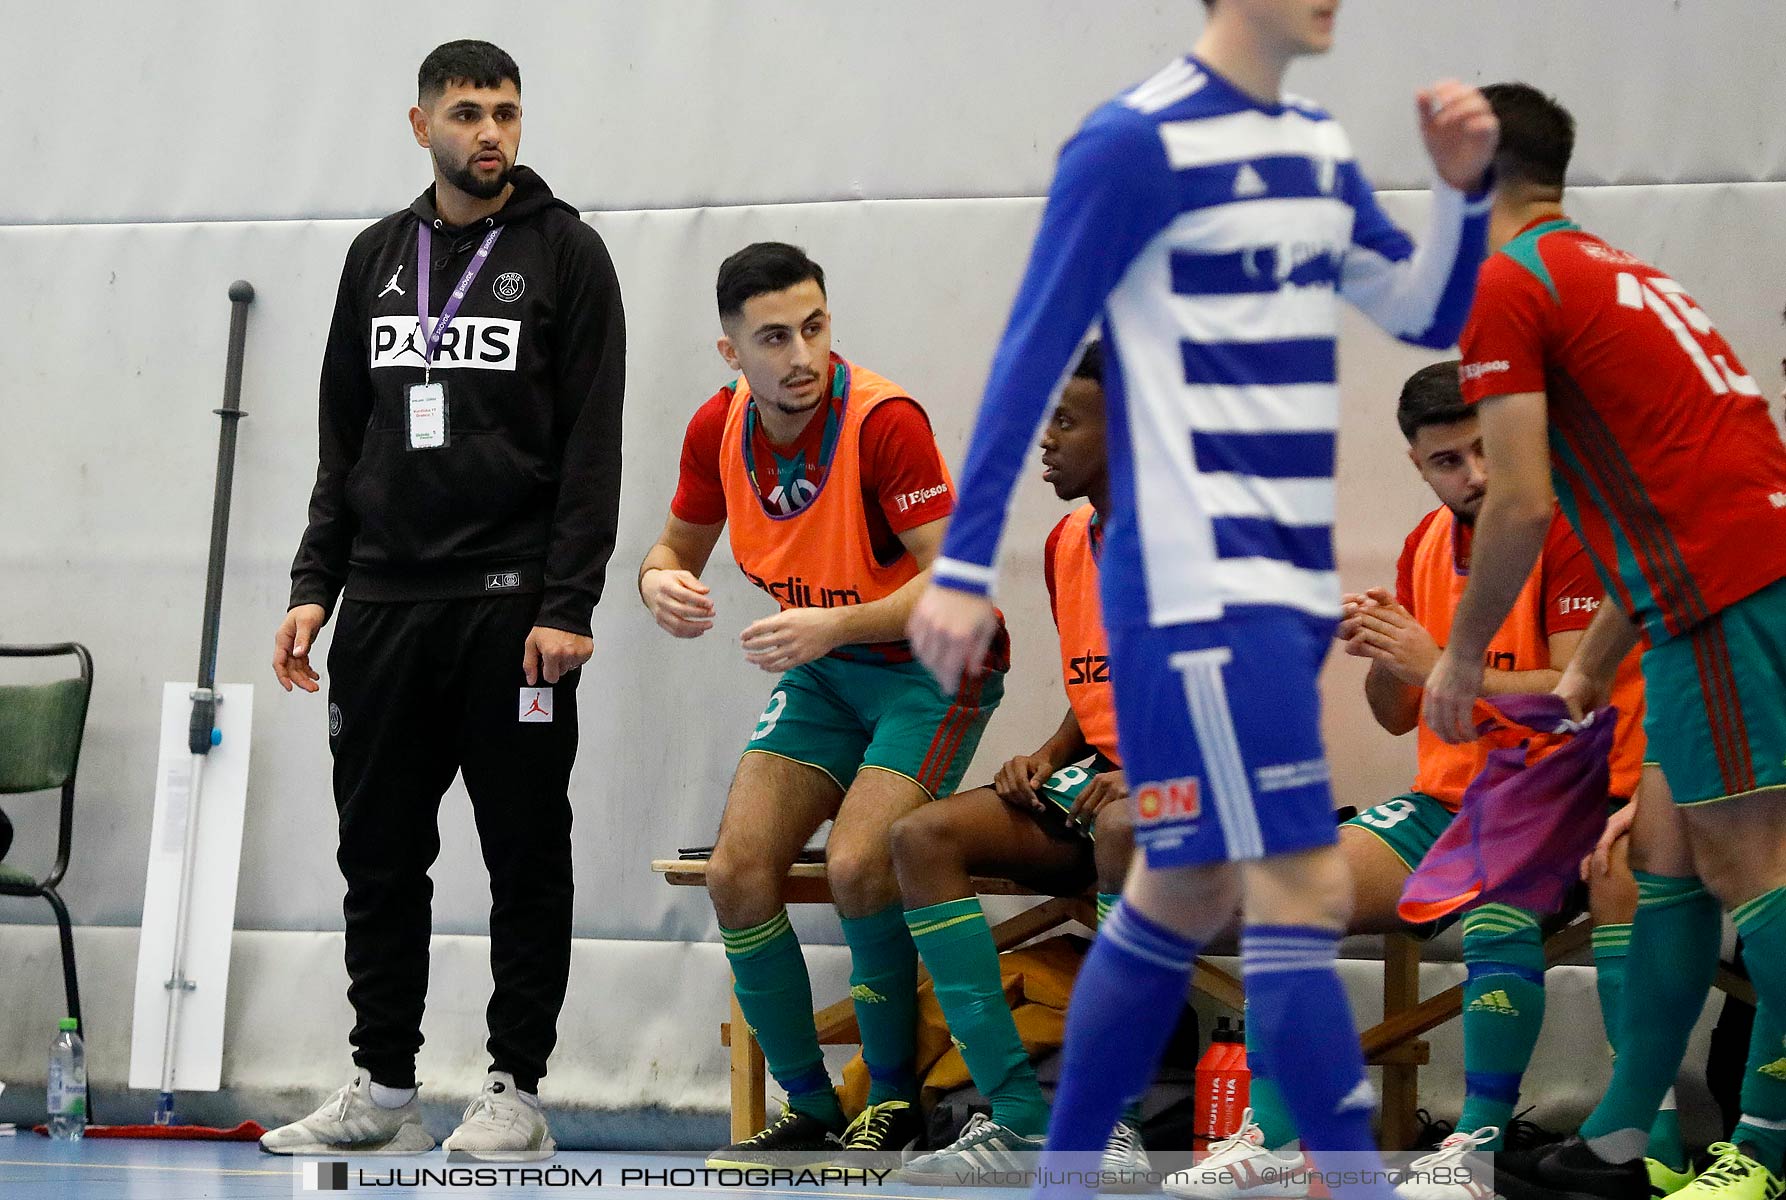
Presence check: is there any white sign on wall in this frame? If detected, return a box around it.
[128,682,253,1093]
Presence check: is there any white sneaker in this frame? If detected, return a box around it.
[1395,1127,1500,1200]
[442,1071,556,1162]
[1163,1109,1309,1199]
[259,1071,435,1156]
[899,1114,1044,1184]
[1101,1119,1157,1193]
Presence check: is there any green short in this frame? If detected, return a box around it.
[744,654,1005,799]
[1643,576,1786,807]
[1342,792,1457,935]
[1034,755,1122,840]
[1346,789,1622,935]
[1345,791,1455,873]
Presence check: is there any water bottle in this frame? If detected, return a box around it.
[1194,1017,1236,1149]
[47,1017,86,1140]
[1218,1020,1251,1133]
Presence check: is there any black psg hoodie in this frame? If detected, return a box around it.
[289,166,626,637]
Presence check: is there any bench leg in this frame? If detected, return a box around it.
[729,991,767,1143]
[1379,934,1422,1150]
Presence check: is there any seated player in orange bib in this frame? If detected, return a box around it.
[1168,362,1651,1200]
[889,343,1151,1184]
[638,243,1008,1168]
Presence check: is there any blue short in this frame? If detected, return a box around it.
[1109,607,1337,868]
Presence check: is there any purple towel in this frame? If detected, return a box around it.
[1399,694,1617,925]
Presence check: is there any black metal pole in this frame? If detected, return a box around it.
[187,280,255,756]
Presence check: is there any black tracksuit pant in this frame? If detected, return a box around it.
[326,593,578,1094]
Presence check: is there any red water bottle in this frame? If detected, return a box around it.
[1217,1020,1252,1134]
[1194,1017,1237,1147]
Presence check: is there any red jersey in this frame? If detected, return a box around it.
[672,354,955,565]
[672,356,991,666]
[1459,218,1786,643]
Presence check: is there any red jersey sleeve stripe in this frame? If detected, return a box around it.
[1551,376,1711,635]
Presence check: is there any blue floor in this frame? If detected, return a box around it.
[0,1136,1051,1199]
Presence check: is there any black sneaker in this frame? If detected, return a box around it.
[706,1108,844,1169]
[1497,1135,1650,1200]
[832,1100,925,1172]
[1415,1108,1458,1151]
[1505,1107,1568,1155]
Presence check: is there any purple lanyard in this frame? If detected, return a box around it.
[416,222,502,378]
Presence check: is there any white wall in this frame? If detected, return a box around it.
[2,0,1782,1123]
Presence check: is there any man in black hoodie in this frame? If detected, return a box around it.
[264,40,624,1160]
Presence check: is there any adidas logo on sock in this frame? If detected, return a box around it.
[1759,1057,1786,1082]
[1468,989,1519,1015]
[850,984,887,1004]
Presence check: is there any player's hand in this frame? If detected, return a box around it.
[1423,647,1484,744]
[909,584,999,692]
[525,626,593,685]
[1553,661,1610,722]
[994,754,1055,812]
[641,568,716,638]
[1070,770,1128,828]
[1339,587,1390,640]
[272,604,327,694]
[741,607,840,674]
[1339,600,1439,686]
[1417,80,1499,193]
[1581,798,1637,881]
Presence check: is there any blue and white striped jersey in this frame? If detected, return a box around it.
[935,56,1490,628]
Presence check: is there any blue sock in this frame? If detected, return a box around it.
[1034,900,1198,1200]
[1244,925,1396,1200]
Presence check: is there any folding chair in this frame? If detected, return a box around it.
[0,643,95,1043]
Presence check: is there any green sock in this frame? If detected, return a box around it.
[907,898,1049,1137]
[840,903,921,1106]
[1581,874,1722,1158]
[1592,922,1632,1048]
[1097,892,1119,926]
[1731,889,1786,1176]
[1593,922,1689,1170]
[1650,1097,1686,1173]
[721,910,844,1128]
[1458,905,1547,1149]
[1243,1003,1300,1150]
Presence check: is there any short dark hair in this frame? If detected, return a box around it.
[418,40,521,105]
[716,243,827,322]
[1481,82,1573,194]
[1071,341,1103,385]
[1396,361,1472,442]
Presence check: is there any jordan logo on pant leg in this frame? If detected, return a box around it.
[518,687,553,723]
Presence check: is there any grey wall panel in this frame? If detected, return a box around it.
[8,1,1784,228]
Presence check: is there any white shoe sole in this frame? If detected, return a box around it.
[1162,1174,1309,1200]
[443,1133,557,1163]
[259,1123,436,1156]
[1102,1160,1158,1194]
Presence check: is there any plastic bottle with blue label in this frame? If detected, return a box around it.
[47,1017,86,1140]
